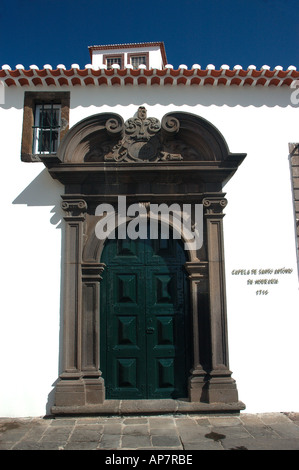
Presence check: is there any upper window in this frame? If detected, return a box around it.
[130,55,147,69]
[33,103,61,154]
[102,52,149,70]
[127,52,149,69]
[104,55,124,69]
[21,92,70,162]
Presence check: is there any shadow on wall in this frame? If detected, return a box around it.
[70,84,295,109]
[1,83,296,110]
[12,168,63,227]
[12,168,65,415]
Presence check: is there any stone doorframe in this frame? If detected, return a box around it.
[42,107,247,414]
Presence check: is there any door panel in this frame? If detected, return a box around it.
[104,266,146,399]
[104,235,145,265]
[145,236,186,266]
[101,232,190,400]
[146,265,187,398]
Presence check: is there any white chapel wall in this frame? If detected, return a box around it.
[0,83,298,416]
[0,86,64,417]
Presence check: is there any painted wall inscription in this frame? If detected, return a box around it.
[231,268,293,295]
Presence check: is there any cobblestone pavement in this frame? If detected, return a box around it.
[0,412,299,451]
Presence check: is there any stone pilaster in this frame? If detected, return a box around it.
[60,199,87,374]
[54,198,108,409]
[184,261,209,402]
[55,198,87,408]
[202,195,239,404]
[81,262,106,404]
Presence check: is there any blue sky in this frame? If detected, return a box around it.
[1,0,299,70]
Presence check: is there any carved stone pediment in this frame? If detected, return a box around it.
[104,106,184,163]
[53,106,245,174]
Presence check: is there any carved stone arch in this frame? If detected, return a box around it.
[161,111,234,162]
[56,112,124,163]
[44,107,246,415]
[53,107,245,166]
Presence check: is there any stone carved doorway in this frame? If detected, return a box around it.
[41,107,247,414]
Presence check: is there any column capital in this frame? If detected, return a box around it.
[202,196,227,215]
[184,261,208,281]
[82,262,106,282]
[61,198,87,220]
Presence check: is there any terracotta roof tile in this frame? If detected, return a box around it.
[1,64,298,88]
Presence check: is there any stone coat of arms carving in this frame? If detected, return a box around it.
[105,106,183,162]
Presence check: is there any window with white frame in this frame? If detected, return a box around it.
[106,56,122,69]
[33,103,61,154]
[130,55,147,69]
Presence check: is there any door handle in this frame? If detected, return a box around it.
[146,327,155,334]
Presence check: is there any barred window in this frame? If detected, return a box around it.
[21,91,69,162]
[130,55,147,69]
[33,103,61,154]
[106,57,122,69]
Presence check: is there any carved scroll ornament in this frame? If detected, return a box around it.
[105,106,183,163]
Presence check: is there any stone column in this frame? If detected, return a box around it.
[81,262,106,404]
[54,199,87,408]
[203,195,239,404]
[184,261,209,402]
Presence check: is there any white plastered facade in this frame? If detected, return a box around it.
[0,80,298,417]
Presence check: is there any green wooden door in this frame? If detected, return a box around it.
[100,233,190,399]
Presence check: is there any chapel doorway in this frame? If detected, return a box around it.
[100,227,191,400]
[50,108,246,414]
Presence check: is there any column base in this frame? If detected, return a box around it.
[52,372,243,415]
[188,367,241,405]
[188,367,209,402]
[205,369,239,404]
[54,374,105,408]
